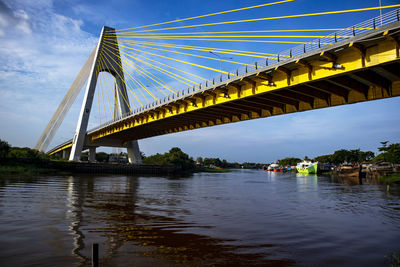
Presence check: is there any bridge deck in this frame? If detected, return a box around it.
[48,20,400,155]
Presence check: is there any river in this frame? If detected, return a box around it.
[0,170,399,266]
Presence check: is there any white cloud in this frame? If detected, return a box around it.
[0,1,32,36]
[13,9,31,34]
[0,0,97,147]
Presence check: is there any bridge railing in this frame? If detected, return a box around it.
[87,8,400,136]
[47,138,73,154]
[214,8,400,86]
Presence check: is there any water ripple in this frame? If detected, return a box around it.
[0,171,399,266]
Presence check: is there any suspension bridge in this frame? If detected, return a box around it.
[35,1,400,163]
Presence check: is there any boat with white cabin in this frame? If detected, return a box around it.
[296,160,319,174]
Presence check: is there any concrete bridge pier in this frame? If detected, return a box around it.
[62,148,71,160]
[89,147,96,162]
[127,140,142,164]
[68,26,142,164]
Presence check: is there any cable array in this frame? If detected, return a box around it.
[88,2,400,128]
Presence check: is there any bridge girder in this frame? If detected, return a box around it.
[48,20,400,156]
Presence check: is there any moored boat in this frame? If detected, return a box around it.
[267,163,279,171]
[335,164,361,177]
[296,160,319,174]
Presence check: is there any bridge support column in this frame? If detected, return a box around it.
[127,140,142,164]
[89,147,96,162]
[69,26,142,162]
[62,148,71,160]
[69,28,104,161]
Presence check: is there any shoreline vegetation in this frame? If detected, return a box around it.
[0,162,64,176]
[0,139,399,183]
[195,167,231,173]
[378,173,400,184]
[0,159,232,176]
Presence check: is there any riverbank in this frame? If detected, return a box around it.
[0,162,67,175]
[378,173,400,184]
[0,158,182,176]
[195,167,231,173]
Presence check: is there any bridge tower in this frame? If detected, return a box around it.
[69,26,142,163]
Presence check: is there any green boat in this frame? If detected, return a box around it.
[296,160,319,174]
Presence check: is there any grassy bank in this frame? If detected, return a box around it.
[378,173,400,184]
[1,159,182,176]
[0,163,65,176]
[196,167,231,173]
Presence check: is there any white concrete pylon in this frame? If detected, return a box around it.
[89,147,96,162]
[34,46,97,152]
[69,26,142,163]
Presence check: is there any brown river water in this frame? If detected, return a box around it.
[0,170,399,266]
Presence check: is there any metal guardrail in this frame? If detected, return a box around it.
[198,8,400,92]
[49,9,400,153]
[47,138,73,153]
[89,9,400,132]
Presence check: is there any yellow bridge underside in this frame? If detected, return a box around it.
[49,26,400,155]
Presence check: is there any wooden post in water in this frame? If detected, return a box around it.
[92,243,99,267]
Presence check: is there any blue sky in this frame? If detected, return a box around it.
[0,0,399,163]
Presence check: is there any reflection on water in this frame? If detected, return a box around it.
[66,176,87,265]
[296,173,318,192]
[296,173,318,178]
[0,171,399,266]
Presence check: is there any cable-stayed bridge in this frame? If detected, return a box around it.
[36,2,400,163]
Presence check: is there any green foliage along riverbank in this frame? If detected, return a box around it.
[0,139,61,175]
[0,139,52,161]
[313,142,400,164]
[314,149,374,164]
[378,173,400,184]
[195,167,231,173]
[1,138,399,178]
[374,142,400,163]
[143,147,196,171]
[0,162,62,176]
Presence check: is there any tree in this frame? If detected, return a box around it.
[196,157,203,164]
[203,157,222,167]
[222,159,228,168]
[143,153,169,165]
[331,149,351,164]
[166,147,195,170]
[0,139,10,159]
[379,141,389,151]
[8,147,41,159]
[374,142,400,163]
[96,152,109,162]
[80,151,89,161]
[278,157,302,166]
[315,149,374,164]
[203,158,211,166]
[314,154,332,163]
[143,147,195,171]
[358,151,374,162]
